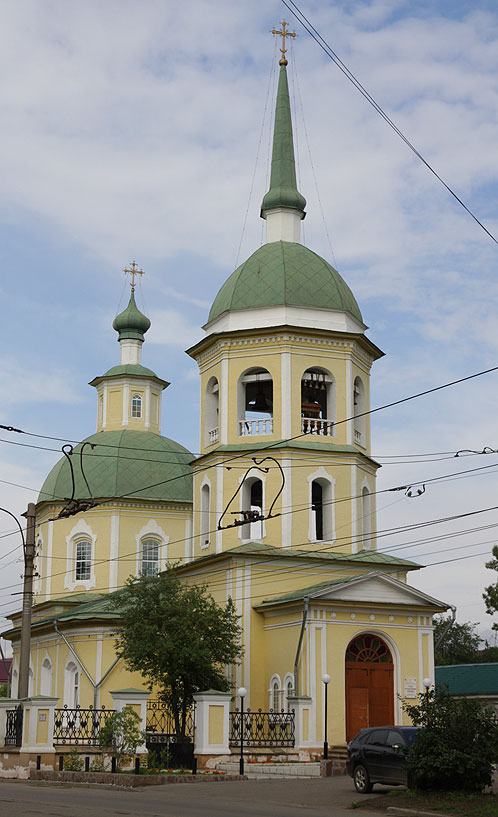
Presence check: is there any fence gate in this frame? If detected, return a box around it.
[145,699,195,768]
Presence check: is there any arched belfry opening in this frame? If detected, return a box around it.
[238,368,273,436]
[345,634,394,741]
[241,475,264,540]
[205,376,219,445]
[301,368,334,436]
[353,376,366,445]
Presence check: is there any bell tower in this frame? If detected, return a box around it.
[187,28,383,559]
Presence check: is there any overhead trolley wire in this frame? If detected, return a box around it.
[281,0,498,247]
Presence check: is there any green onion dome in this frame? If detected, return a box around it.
[113,292,151,341]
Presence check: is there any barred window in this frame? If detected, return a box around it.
[75,540,91,581]
[131,394,142,418]
[141,538,159,577]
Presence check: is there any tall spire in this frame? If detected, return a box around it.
[260,21,306,235]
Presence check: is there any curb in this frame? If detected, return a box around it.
[387,808,454,817]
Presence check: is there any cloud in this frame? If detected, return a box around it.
[0,362,79,406]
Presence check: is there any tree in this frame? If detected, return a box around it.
[110,569,242,740]
[404,685,498,791]
[433,615,482,665]
[483,544,498,631]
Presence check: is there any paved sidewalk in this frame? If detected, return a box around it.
[218,760,322,777]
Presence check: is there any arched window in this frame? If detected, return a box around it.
[200,483,211,547]
[11,668,18,698]
[205,377,219,445]
[238,368,273,436]
[310,477,334,541]
[284,675,294,711]
[75,539,91,581]
[269,675,282,712]
[301,368,335,436]
[64,661,80,708]
[141,538,159,576]
[346,634,392,664]
[362,487,372,550]
[28,667,34,697]
[40,658,52,696]
[353,377,366,445]
[131,393,142,418]
[99,394,104,425]
[241,476,264,540]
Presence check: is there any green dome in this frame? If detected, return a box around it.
[38,430,193,506]
[113,292,151,341]
[208,241,362,324]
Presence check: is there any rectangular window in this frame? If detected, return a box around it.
[141,539,159,577]
[131,394,142,418]
[75,540,91,581]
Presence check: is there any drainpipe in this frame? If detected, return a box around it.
[434,604,457,650]
[54,620,120,709]
[293,597,309,696]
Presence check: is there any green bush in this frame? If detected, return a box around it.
[403,686,498,792]
[63,747,84,771]
[97,708,143,770]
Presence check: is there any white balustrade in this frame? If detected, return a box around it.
[208,427,219,444]
[301,417,333,436]
[354,429,362,444]
[239,418,273,436]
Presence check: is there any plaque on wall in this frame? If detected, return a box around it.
[404,678,417,698]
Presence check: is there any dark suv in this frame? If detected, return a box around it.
[346,726,421,793]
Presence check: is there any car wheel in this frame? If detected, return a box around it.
[353,764,373,794]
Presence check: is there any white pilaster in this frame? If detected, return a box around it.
[281,351,291,438]
[346,358,353,445]
[122,383,129,427]
[220,358,229,444]
[216,464,224,554]
[45,520,53,599]
[281,457,292,549]
[145,383,151,428]
[109,513,119,592]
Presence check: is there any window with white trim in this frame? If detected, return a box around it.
[310,478,333,541]
[64,661,80,708]
[131,393,142,418]
[241,476,264,540]
[353,376,366,445]
[200,484,210,546]
[238,368,273,436]
[285,676,294,711]
[141,538,159,576]
[205,377,219,445]
[269,676,282,712]
[40,658,52,696]
[362,487,372,550]
[301,368,335,436]
[75,539,91,581]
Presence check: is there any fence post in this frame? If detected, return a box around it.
[193,690,231,767]
[110,689,150,754]
[286,696,312,752]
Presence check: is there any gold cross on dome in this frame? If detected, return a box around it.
[123,261,144,292]
[271,19,297,66]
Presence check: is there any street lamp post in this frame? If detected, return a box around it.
[322,673,331,760]
[238,686,247,776]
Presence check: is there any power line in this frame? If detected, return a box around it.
[281,0,498,246]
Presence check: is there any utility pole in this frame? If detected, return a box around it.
[18,503,36,700]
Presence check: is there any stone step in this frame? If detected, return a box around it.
[217,762,321,778]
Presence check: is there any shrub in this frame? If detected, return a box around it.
[98,708,143,770]
[63,747,84,771]
[403,685,498,792]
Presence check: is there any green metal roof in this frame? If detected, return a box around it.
[260,65,306,217]
[38,429,193,505]
[100,363,162,379]
[435,663,498,695]
[208,241,362,324]
[113,291,151,341]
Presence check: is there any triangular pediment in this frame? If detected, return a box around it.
[311,572,448,609]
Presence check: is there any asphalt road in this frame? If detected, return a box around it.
[0,775,387,817]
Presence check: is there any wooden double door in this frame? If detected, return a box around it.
[345,635,394,741]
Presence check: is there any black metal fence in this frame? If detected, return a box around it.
[229,708,295,748]
[53,705,114,746]
[5,705,23,747]
[145,699,195,768]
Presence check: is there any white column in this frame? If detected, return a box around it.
[345,359,352,445]
[281,457,292,549]
[215,464,224,554]
[287,696,312,750]
[109,513,119,592]
[220,358,229,444]
[122,384,130,427]
[281,351,291,438]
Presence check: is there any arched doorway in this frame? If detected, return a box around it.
[345,634,394,741]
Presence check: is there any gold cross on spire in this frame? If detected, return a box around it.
[271,19,297,66]
[123,261,144,292]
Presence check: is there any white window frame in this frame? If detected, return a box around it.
[307,468,336,543]
[268,674,282,713]
[40,656,52,696]
[65,520,96,592]
[64,660,80,708]
[205,376,220,446]
[135,520,168,577]
[283,673,295,711]
[300,367,336,436]
[199,477,211,548]
[239,472,266,542]
[361,480,373,551]
[131,393,142,418]
[141,537,160,576]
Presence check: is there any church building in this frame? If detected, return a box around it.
[4,24,448,751]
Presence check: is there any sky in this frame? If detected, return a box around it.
[1,0,498,656]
